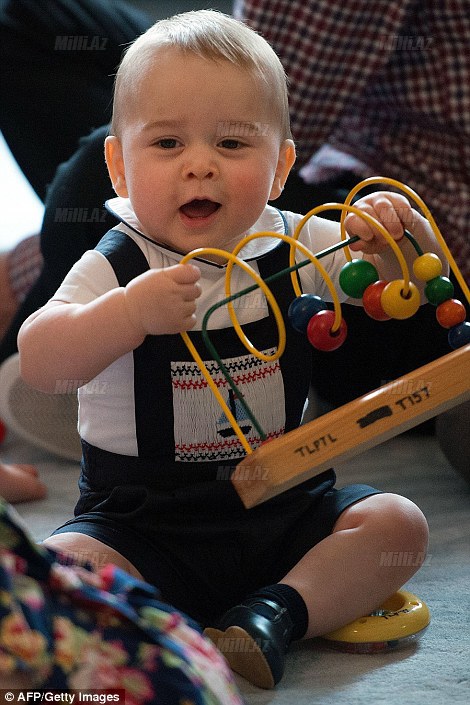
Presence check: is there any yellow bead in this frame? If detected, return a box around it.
[413,253,442,282]
[381,280,421,319]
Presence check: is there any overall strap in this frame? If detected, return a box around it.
[95,229,150,284]
[93,227,312,462]
[256,240,313,432]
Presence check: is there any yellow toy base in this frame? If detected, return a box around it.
[320,590,430,653]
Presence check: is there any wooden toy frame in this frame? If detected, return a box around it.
[180,177,470,508]
[232,342,469,507]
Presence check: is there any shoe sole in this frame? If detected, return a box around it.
[204,625,275,689]
[0,354,81,462]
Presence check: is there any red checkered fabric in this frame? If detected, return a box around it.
[7,234,42,303]
[237,0,470,281]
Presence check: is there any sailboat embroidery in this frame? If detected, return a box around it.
[217,389,252,438]
[171,348,284,461]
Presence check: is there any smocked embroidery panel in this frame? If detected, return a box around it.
[171,348,285,461]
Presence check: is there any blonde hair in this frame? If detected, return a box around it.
[110,9,291,140]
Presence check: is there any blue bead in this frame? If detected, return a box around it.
[288,294,327,333]
[448,321,470,349]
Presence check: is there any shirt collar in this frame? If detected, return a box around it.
[105,197,288,269]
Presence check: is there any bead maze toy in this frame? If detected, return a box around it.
[179,176,469,508]
[181,176,468,652]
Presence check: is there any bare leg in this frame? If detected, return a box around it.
[281,493,429,638]
[0,462,47,503]
[43,532,144,580]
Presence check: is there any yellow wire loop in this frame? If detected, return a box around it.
[290,201,413,298]
[228,230,344,341]
[181,244,285,360]
[340,176,470,305]
[179,329,252,454]
[179,231,346,451]
[180,245,286,454]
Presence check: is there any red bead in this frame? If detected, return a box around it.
[436,299,467,329]
[307,310,348,351]
[362,281,392,321]
[0,419,6,444]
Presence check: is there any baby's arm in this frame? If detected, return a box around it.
[344,192,449,283]
[18,263,201,394]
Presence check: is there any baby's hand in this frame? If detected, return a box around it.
[344,192,417,255]
[124,264,201,336]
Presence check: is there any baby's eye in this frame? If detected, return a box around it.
[219,139,242,149]
[156,138,179,149]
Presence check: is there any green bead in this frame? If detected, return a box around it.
[424,276,454,306]
[339,259,379,298]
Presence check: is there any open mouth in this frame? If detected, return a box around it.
[179,199,221,219]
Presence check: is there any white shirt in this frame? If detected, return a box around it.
[49,200,385,454]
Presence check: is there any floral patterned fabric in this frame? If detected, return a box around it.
[0,498,244,704]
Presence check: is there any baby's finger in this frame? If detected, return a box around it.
[180,308,198,331]
[168,263,201,284]
[181,281,202,302]
[344,203,380,242]
[372,196,405,241]
[387,193,430,242]
[182,299,197,316]
[379,193,416,232]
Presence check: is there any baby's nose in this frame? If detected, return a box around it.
[183,146,218,179]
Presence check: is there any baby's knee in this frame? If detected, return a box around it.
[339,492,429,554]
[42,532,143,579]
[367,493,429,554]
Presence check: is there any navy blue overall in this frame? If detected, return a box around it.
[54,228,380,625]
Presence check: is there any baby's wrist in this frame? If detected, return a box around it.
[121,285,148,343]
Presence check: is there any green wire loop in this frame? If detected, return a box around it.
[200,235,361,441]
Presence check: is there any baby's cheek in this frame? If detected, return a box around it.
[236,172,273,212]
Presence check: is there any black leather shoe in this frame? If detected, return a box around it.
[204,598,293,689]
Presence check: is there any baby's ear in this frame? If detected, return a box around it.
[105,136,128,197]
[269,140,296,200]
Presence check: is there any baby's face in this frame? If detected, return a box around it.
[106,47,294,256]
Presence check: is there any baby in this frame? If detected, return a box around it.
[18,10,441,689]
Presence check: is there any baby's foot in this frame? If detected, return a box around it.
[0,462,47,503]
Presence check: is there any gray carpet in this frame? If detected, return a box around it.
[3,429,469,704]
